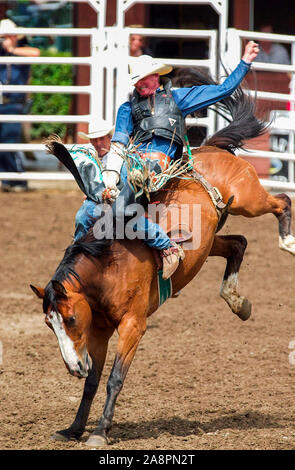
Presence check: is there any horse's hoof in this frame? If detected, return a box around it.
[237,298,252,321]
[279,235,295,256]
[51,432,71,442]
[85,433,108,447]
[50,429,80,442]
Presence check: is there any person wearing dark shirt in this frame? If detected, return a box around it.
[0,19,40,192]
[129,25,153,57]
[255,24,290,65]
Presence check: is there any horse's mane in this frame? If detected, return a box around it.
[173,67,269,153]
[43,227,113,310]
[55,227,113,281]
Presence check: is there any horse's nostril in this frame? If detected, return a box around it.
[77,360,83,372]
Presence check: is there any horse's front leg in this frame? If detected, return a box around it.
[85,312,147,447]
[51,327,113,442]
[51,363,99,442]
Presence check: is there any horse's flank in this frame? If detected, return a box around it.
[192,146,279,217]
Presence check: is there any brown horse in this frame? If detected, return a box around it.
[30,86,294,447]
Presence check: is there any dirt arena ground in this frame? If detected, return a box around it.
[0,186,295,451]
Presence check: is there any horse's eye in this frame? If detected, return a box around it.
[65,316,76,327]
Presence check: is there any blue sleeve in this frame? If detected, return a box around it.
[172,60,251,117]
[111,101,134,146]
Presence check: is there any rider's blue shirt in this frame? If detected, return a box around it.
[112,59,251,159]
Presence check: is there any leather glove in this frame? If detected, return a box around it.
[102,169,119,190]
[101,171,120,203]
[101,187,120,204]
[102,142,125,202]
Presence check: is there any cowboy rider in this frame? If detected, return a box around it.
[100,41,260,279]
[73,119,171,262]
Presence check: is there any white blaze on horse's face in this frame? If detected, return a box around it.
[47,310,91,378]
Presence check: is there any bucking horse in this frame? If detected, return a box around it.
[30,73,294,446]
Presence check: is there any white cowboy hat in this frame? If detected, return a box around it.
[128,55,173,86]
[0,18,24,39]
[78,119,114,140]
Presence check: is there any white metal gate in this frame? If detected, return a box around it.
[225,28,295,192]
[0,0,295,192]
[0,0,227,183]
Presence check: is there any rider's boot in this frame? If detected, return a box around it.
[161,242,185,280]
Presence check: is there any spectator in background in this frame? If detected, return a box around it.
[129,25,153,57]
[254,24,292,177]
[254,24,290,65]
[0,18,40,192]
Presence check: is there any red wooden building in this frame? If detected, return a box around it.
[0,0,293,177]
[69,0,293,177]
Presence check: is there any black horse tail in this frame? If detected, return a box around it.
[173,67,269,153]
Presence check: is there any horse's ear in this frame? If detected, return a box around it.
[30,285,45,299]
[51,280,67,299]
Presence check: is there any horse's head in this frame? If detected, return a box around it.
[30,280,92,379]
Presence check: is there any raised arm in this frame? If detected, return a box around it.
[242,40,260,64]
[173,41,260,117]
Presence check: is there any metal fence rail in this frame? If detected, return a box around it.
[0,1,294,193]
[0,0,221,183]
[224,28,295,192]
[0,23,103,138]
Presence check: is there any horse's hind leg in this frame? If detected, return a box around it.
[227,169,295,255]
[243,191,295,256]
[275,193,295,255]
[209,234,251,321]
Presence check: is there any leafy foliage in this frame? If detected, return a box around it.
[30,50,73,139]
